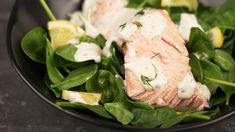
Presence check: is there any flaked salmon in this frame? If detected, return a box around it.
[83,0,210,111]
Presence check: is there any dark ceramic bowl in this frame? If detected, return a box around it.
[6,0,235,131]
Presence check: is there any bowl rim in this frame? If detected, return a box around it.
[6,1,235,131]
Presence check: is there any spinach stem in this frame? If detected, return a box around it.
[205,77,235,87]
[188,113,211,120]
[39,0,57,20]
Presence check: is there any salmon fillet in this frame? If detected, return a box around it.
[84,0,209,111]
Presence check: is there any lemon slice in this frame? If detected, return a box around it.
[208,27,224,48]
[62,90,102,105]
[48,20,80,48]
[161,0,198,11]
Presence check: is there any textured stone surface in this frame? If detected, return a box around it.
[0,0,234,132]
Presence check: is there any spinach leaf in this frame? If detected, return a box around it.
[222,30,235,55]
[209,89,226,107]
[104,102,134,125]
[115,76,153,110]
[213,49,235,71]
[44,74,61,98]
[189,54,203,82]
[45,40,65,97]
[200,59,222,94]
[51,64,98,90]
[161,111,212,128]
[110,42,125,75]
[220,67,235,105]
[100,56,119,75]
[86,70,122,103]
[21,27,47,64]
[55,44,77,62]
[127,0,147,8]
[127,0,161,8]
[131,108,177,128]
[188,28,215,60]
[56,102,114,119]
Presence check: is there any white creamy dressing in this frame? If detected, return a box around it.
[178,74,197,99]
[101,9,167,57]
[138,10,166,39]
[125,56,167,89]
[178,13,203,41]
[96,8,138,56]
[74,42,102,63]
[197,83,211,100]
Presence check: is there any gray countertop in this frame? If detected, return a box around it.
[0,1,234,132]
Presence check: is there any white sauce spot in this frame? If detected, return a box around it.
[178,13,203,41]
[178,74,197,99]
[74,42,102,63]
[197,83,211,100]
[119,23,138,40]
[125,56,167,89]
[138,11,166,39]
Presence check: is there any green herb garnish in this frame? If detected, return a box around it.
[135,9,145,16]
[119,23,127,31]
[141,64,158,87]
[133,21,143,29]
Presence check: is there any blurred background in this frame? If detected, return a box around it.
[0,0,235,132]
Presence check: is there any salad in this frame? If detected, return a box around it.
[21,0,235,128]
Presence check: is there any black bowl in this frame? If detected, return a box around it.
[6,0,235,131]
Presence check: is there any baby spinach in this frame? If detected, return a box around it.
[200,60,222,94]
[45,40,65,97]
[213,49,235,71]
[55,44,77,62]
[86,70,122,103]
[104,102,134,125]
[46,40,64,85]
[161,111,212,128]
[21,27,47,64]
[222,30,235,55]
[100,56,119,75]
[44,74,61,98]
[51,64,98,90]
[188,28,215,60]
[189,54,203,82]
[56,102,114,119]
[110,42,125,75]
[127,0,161,8]
[131,108,177,128]
[115,76,153,110]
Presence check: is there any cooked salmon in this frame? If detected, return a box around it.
[84,0,210,111]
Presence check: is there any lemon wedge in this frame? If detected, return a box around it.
[62,90,102,105]
[161,0,198,11]
[48,20,80,48]
[208,27,224,48]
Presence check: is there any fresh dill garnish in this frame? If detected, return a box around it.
[140,64,158,88]
[133,21,143,29]
[135,9,145,16]
[119,23,127,31]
